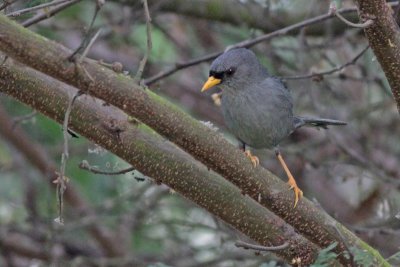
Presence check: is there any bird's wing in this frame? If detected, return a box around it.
[257,77,293,113]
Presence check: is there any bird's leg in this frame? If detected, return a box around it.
[275,149,303,208]
[239,140,259,167]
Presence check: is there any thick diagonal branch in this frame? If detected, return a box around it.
[0,62,320,265]
[0,15,389,266]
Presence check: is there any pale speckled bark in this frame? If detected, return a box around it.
[0,62,320,266]
[355,0,400,113]
[0,14,389,266]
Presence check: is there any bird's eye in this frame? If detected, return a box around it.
[226,68,235,76]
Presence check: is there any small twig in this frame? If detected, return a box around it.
[11,110,37,130]
[235,240,289,252]
[0,0,18,11]
[79,28,102,62]
[69,25,103,85]
[7,0,72,17]
[79,160,135,175]
[331,131,400,186]
[22,0,82,27]
[134,0,152,84]
[144,6,360,85]
[335,11,373,28]
[329,2,373,28]
[55,90,82,224]
[69,1,103,61]
[283,45,370,80]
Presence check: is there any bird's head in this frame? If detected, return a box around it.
[201,48,268,93]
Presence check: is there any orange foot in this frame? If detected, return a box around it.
[287,175,303,208]
[276,152,303,208]
[244,150,259,167]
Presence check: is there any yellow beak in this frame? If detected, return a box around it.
[201,76,221,92]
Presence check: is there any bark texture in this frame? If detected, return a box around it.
[355,0,400,113]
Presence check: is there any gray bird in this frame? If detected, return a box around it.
[201,48,346,207]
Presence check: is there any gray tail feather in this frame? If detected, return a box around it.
[294,116,347,129]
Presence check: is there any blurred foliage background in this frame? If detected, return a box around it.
[0,0,399,266]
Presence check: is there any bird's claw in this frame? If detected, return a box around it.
[287,178,303,208]
[244,150,259,167]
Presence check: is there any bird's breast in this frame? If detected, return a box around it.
[221,88,294,149]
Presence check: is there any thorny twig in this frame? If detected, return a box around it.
[134,0,152,84]
[283,45,370,80]
[235,240,289,252]
[55,91,82,224]
[79,160,135,175]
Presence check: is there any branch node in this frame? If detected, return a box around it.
[330,1,373,28]
[79,160,135,176]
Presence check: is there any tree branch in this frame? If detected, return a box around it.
[235,240,289,252]
[283,45,370,80]
[6,0,73,17]
[115,0,366,36]
[79,160,135,175]
[21,0,82,27]
[355,0,400,113]
[143,5,368,85]
[0,61,321,265]
[0,15,389,266]
[56,90,82,224]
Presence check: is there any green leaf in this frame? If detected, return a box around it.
[351,247,376,267]
[310,242,338,267]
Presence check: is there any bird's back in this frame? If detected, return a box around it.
[221,77,294,149]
